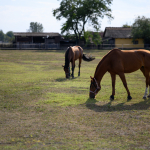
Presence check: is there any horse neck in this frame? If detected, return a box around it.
[65,48,71,68]
[94,61,108,86]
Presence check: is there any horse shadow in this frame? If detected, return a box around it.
[85,98,150,112]
[55,76,79,82]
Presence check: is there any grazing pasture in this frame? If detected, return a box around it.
[0,49,150,149]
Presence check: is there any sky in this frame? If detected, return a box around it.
[0,0,150,34]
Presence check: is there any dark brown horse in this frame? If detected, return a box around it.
[89,48,150,100]
[63,46,95,78]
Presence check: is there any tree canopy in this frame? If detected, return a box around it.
[53,0,113,44]
[6,31,14,38]
[0,30,14,43]
[131,16,150,44]
[84,31,102,46]
[28,22,44,33]
[122,23,131,28]
[0,30,4,41]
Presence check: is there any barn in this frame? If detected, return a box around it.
[103,27,144,49]
[13,32,61,49]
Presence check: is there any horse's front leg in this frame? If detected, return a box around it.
[118,72,132,101]
[71,61,75,78]
[110,73,116,101]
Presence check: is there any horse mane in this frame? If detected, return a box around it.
[65,47,71,68]
[95,49,121,74]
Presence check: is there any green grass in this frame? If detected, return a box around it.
[0,50,150,150]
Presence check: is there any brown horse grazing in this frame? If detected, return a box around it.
[63,46,95,78]
[89,48,150,100]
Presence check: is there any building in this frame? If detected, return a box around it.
[14,32,61,44]
[13,32,61,49]
[103,27,144,49]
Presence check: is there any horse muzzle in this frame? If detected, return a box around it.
[89,92,95,99]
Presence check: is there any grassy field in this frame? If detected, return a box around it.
[0,49,150,150]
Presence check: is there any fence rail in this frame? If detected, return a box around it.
[0,43,149,50]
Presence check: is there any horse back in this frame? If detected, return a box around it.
[106,49,150,73]
[71,46,83,60]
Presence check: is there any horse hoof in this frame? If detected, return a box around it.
[127,95,132,101]
[143,96,147,99]
[110,95,114,101]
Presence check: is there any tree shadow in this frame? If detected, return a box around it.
[85,98,150,112]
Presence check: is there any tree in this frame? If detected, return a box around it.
[53,0,113,44]
[122,23,131,28]
[6,31,14,38]
[84,31,102,46]
[0,30,4,42]
[5,31,15,43]
[28,22,44,32]
[131,16,150,44]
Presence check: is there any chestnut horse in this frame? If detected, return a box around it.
[63,46,95,78]
[89,48,150,100]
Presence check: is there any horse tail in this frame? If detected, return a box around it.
[82,54,95,62]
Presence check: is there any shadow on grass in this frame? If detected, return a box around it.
[86,98,150,112]
[34,50,65,53]
[55,76,79,82]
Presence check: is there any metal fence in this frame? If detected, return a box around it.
[0,43,149,50]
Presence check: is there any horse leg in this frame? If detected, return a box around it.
[110,73,116,101]
[78,58,82,76]
[71,61,75,78]
[118,72,132,101]
[69,65,70,77]
[140,67,150,98]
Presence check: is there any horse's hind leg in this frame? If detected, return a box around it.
[118,72,132,101]
[140,67,150,98]
[78,58,82,76]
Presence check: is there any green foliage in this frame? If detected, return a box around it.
[84,31,93,45]
[6,31,14,38]
[131,16,150,44]
[0,30,14,43]
[84,31,102,46]
[53,0,113,44]
[0,30,4,41]
[5,31,15,43]
[28,22,44,33]
[122,23,131,28]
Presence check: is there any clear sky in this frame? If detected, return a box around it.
[0,0,150,33]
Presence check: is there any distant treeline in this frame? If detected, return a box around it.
[0,30,14,43]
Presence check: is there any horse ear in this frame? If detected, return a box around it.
[90,76,93,79]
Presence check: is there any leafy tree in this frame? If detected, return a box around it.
[84,31,102,46]
[0,30,4,42]
[4,31,15,43]
[53,0,113,44]
[6,31,14,38]
[28,22,44,32]
[131,16,150,44]
[122,23,131,28]
[84,31,93,45]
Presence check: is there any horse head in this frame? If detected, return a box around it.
[62,65,70,78]
[89,76,101,98]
